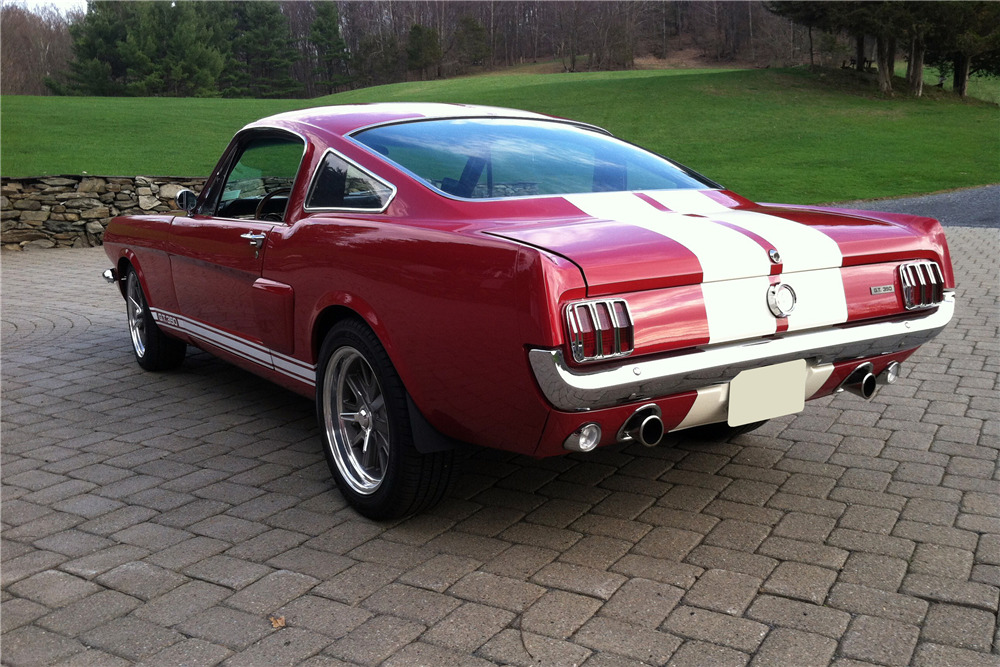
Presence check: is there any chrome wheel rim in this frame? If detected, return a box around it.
[126,273,147,358]
[322,346,390,495]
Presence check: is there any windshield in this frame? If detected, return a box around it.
[352,118,715,199]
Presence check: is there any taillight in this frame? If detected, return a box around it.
[899,261,944,310]
[566,299,634,362]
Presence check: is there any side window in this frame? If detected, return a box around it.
[307,151,393,210]
[215,136,303,220]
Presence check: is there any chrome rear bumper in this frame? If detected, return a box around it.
[529,294,955,412]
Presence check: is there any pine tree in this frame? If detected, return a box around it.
[311,2,351,94]
[407,24,442,80]
[117,2,227,97]
[453,15,489,73]
[223,2,301,98]
[61,0,134,95]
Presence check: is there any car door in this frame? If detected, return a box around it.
[168,131,304,364]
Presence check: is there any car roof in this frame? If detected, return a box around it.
[244,103,597,138]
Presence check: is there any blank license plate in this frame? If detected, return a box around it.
[728,360,806,427]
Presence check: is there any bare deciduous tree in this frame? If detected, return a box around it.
[1,3,75,95]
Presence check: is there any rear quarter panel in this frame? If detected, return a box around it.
[264,214,586,454]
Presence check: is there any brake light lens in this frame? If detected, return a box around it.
[899,261,944,310]
[566,299,634,362]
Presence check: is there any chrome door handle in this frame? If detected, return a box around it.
[240,232,266,248]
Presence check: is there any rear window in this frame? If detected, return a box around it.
[352,118,714,200]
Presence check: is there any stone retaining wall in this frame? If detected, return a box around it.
[1,175,206,250]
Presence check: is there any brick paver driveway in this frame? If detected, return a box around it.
[3,220,997,666]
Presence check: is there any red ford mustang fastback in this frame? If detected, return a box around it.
[103,103,955,518]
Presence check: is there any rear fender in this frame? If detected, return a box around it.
[309,293,387,366]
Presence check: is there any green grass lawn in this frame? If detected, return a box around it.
[894,64,1000,104]
[3,67,997,204]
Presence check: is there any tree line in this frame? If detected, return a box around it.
[2,1,997,99]
[771,1,1000,97]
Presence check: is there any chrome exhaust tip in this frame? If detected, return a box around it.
[838,362,878,401]
[878,361,901,385]
[636,414,665,447]
[564,423,602,452]
[617,404,665,447]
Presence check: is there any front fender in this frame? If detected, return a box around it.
[104,216,180,313]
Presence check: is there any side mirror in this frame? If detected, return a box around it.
[175,189,198,215]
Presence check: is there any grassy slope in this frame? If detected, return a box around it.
[2,67,997,204]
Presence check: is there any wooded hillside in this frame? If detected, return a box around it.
[2,1,997,99]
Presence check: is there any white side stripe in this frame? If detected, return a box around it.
[156,311,270,366]
[272,351,316,384]
[150,308,316,387]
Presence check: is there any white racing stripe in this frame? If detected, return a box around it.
[781,268,848,332]
[674,384,728,430]
[701,276,777,344]
[150,308,316,387]
[671,361,839,431]
[564,192,770,282]
[649,191,848,329]
[567,190,850,341]
[566,191,776,344]
[647,191,844,272]
[710,210,843,272]
[645,190,731,216]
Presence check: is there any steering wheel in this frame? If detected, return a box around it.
[255,187,292,221]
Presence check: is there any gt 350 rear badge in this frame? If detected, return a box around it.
[870,285,895,295]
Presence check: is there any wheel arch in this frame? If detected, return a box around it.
[114,251,142,299]
[310,293,403,366]
[118,253,187,371]
[312,304,368,365]
[311,303,461,455]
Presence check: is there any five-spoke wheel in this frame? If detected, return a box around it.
[126,269,149,359]
[323,346,392,495]
[123,268,186,371]
[317,319,457,519]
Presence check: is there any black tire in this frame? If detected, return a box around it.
[124,267,186,371]
[687,420,768,441]
[316,319,457,519]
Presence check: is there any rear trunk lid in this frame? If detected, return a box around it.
[487,189,947,296]
[487,189,950,350]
